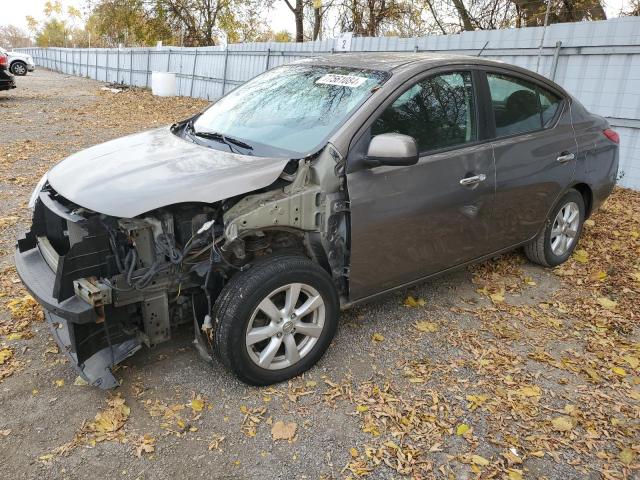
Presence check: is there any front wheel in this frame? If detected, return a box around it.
[213,254,339,385]
[524,189,585,267]
[10,61,27,76]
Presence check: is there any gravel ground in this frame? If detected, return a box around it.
[0,70,638,480]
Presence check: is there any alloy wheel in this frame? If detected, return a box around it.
[245,283,325,370]
[550,201,580,256]
[12,63,26,75]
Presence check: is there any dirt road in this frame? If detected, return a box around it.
[0,70,638,479]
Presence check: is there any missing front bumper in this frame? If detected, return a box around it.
[46,311,140,388]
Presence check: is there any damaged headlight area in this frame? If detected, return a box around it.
[15,184,291,388]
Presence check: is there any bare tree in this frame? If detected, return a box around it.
[283,0,305,41]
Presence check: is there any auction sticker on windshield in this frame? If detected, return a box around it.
[316,74,368,88]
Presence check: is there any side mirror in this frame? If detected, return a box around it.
[364,133,419,168]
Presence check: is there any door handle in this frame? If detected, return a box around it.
[459,173,486,186]
[557,152,575,163]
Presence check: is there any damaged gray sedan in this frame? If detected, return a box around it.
[16,53,618,388]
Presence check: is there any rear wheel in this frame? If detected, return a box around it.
[10,61,27,76]
[213,254,339,385]
[524,189,585,267]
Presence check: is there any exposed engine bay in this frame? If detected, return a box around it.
[15,157,350,388]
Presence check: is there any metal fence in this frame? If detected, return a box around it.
[18,16,640,189]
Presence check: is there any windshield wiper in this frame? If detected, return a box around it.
[186,121,253,154]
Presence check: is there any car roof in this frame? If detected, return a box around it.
[292,52,567,95]
[293,52,495,72]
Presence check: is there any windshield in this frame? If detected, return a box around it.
[191,64,389,157]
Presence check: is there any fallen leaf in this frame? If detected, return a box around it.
[0,348,13,364]
[597,297,617,310]
[271,421,297,441]
[471,454,490,466]
[456,423,470,435]
[404,296,426,307]
[551,416,575,431]
[415,321,438,333]
[619,447,635,465]
[612,366,627,377]
[190,398,205,412]
[508,469,523,480]
[372,333,384,342]
[573,249,589,263]
[208,435,225,451]
[54,379,64,388]
[134,434,156,457]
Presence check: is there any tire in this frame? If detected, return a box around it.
[213,254,339,385]
[10,61,27,76]
[524,189,585,267]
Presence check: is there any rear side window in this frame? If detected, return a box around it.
[487,73,542,136]
[487,73,563,137]
[539,88,562,126]
[371,71,477,153]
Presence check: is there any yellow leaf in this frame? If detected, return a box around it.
[489,292,505,304]
[619,448,635,465]
[584,219,595,227]
[612,366,627,377]
[372,333,384,342]
[471,454,490,466]
[6,333,24,340]
[466,394,488,410]
[588,270,608,281]
[356,405,369,413]
[73,376,88,386]
[518,385,542,398]
[54,379,65,388]
[305,380,317,388]
[573,249,589,263]
[191,398,205,412]
[623,355,639,369]
[551,416,575,431]
[597,297,617,310]
[508,469,523,480]
[456,423,470,435]
[350,447,358,458]
[404,296,426,308]
[0,348,13,365]
[415,321,438,333]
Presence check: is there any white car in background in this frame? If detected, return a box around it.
[0,47,35,76]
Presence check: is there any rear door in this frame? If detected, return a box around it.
[484,69,578,248]
[346,68,496,300]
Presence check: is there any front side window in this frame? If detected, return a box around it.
[371,71,477,153]
[192,65,388,157]
[487,73,561,137]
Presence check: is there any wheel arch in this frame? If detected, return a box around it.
[570,182,593,218]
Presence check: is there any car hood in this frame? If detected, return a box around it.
[47,127,290,218]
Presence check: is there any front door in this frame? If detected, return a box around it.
[346,70,496,301]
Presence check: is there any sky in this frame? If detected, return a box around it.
[1,0,631,39]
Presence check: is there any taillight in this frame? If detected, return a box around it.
[0,55,7,68]
[603,128,620,144]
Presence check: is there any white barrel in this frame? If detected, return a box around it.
[151,71,177,97]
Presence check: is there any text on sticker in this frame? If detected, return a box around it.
[316,74,368,88]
